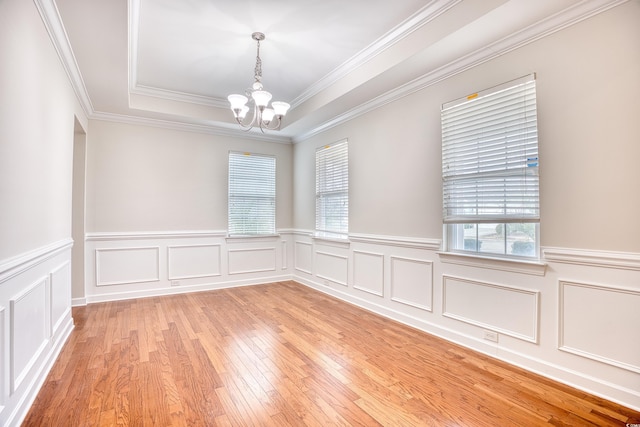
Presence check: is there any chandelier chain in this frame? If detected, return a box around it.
[254,39,262,83]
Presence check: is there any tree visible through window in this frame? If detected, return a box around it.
[316,140,348,239]
[441,75,540,258]
[228,152,276,235]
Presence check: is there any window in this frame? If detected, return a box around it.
[441,74,539,258]
[228,151,276,235]
[316,140,348,239]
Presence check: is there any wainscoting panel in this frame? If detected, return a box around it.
[10,277,49,392]
[228,248,276,275]
[0,306,4,411]
[294,242,313,274]
[442,275,539,343]
[353,251,384,296]
[50,261,71,339]
[0,240,74,425]
[559,280,640,373]
[316,251,348,286]
[168,244,221,280]
[95,247,160,286]
[390,256,433,311]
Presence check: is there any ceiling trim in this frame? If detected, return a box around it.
[91,111,292,144]
[292,0,629,143]
[288,0,463,108]
[125,0,463,112]
[127,0,232,109]
[34,0,94,116]
[130,85,229,109]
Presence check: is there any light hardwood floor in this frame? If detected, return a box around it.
[23,281,640,426]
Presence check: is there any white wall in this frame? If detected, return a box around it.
[292,1,640,411]
[81,120,295,303]
[0,0,82,424]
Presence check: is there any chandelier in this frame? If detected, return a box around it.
[227,32,290,132]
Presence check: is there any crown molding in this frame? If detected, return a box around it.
[289,0,462,108]
[33,0,94,116]
[90,111,292,144]
[130,85,229,109]
[292,0,629,143]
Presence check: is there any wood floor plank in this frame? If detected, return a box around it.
[22,281,640,426]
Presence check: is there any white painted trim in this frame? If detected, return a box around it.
[0,238,73,284]
[227,248,277,275]
[390,256,433,312]
[90,111,292,144]
[282,240,288,270]
[49,261,71,338]
[225,235,281,243]
[352,250,385,297]
[84,275,292,304]
[543,247,640,271]
[315,251,349,287]
[438,251,547,276]
[72,297,87,307]
[130,84,228,109]
[32,0,93,116]
[0,306,5,408]
[293,276,640,412]
[289,0,462,108]
[292,0,630,142]
[294,241,313,275]
[442,275,540,343]
[86,230,227,241]
[558,280,640,374]
[10,276,50,393]
[8,315,74,427]
[166,244,222,280]
[350,233,441,250]
[95,246,161,286]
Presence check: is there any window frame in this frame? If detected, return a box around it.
[315,140,349,240]
[441,74,540,260]
[228,151,276,236]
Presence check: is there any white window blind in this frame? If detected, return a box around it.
[228,152,276,235]
[442,75,539,224]
[316,140,348,238]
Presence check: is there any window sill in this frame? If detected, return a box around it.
[226,234,280,243]
[312,235,351,248]
[437,251,547,276]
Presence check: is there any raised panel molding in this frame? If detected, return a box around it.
[353,251,384,297]
[316,251,348,287]
[10,277,49,392]
[390,256,433,311]
[228,248,276,275]
[559,280,640,373]
[294,242,313,274]
[442,276,539,343]
[167,244,221,280]
[95,247,160,286]
[0,306,5,410]
[282,241,288,270]
[50,262,71,338]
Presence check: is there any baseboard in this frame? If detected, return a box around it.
[8,316,74,427]
[292,276,640,412]
[85,274,294,304]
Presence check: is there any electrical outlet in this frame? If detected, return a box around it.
[171,280,180,287]
[483,330,498,342]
